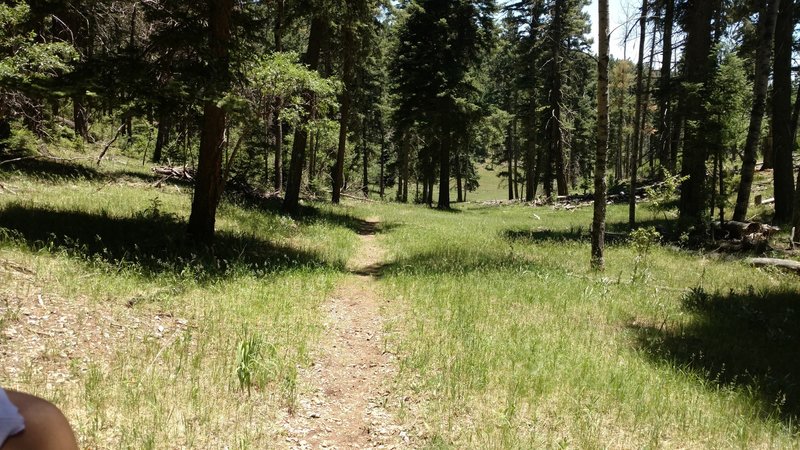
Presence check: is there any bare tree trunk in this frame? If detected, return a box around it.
[656,0,675,175]
[73,96,89,141]
[551,0,568,196]
[398,130,410,203]
[333,19,354,204]
[152,111,169,163]
[187,0,233,244]
[379,121,386,199]
[437,118,451,209]
[283,16,326,214]
[733,0,780,221]
[772,0,794,223]
[507,121,515,200]
[273,114,283,191]
[629,0,648,228]
[592,0,610,270]
[679,0,721,224]
[362,118,369,198]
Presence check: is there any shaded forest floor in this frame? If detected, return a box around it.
[1,155,799,448]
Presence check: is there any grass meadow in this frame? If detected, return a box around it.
[0,155,798,448]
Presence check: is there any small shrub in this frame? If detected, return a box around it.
[630,227,661,282]
[645,171,689,220]
[2,122,39,155]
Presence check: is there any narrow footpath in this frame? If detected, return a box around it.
[283,218,410,449]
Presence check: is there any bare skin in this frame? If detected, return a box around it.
[2,391,78,450]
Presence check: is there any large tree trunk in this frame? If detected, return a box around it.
[551,0,568,196]
[397,130,410,203]
[507,121,515,201]
[772,0,794,223]
[733,0,781,222]
[187,0,234,244]
[629,0,648,228]
[379,121,386,199]
[437,119,451,209]
[333,19,355,204]
[525,109,537,201]
[592,0,610,270]
[283,16,326,214]
[73,96,89,141]
[656,0,675,175]
[273,114,284,191]
[152,110,169,163]
[678,0,721,224]
[362,118,369,198]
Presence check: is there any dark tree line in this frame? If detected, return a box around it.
[2,0,800,247]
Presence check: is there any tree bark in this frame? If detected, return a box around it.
[592,0,610,270]
[771,0,794,223]
[152,111,169,163]
[550,0,568,197]
[283,16,326,214]
[333,20,355,204]
[437,119,451,209]
[678,0,721,224]
[362,118,369,198]
[656,0,674,174]
[733,0,781,222]
[187,0,234,244]
[629,0,648,228]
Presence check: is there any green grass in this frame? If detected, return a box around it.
[2,153,799,448]
[350,201,800,448]
[0,156,360,448]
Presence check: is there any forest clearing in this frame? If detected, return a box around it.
[0,156,798,448]
[3,0,800,448]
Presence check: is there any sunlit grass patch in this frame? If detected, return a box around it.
[0,157,360,448]
[358,200,800,448]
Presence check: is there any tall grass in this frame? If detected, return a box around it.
[0,157,359,448]
[354,201,800,448]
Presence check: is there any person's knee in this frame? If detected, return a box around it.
[3,391,78,450]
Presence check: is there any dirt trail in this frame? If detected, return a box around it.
[283,218,410,449]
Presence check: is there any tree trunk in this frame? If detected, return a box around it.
[762,125,774,170]
[656,0,675,175]
[187,0,234,244]
[772,0,794,223]
[525,107,537,201]
[629,0,648,228]
[437,120,451,209]
[273,114,284,191]
[73,96,89,141]
[283,16,326,214]
[678,0,721,224]
[551,0,568,196]
[507,122,515,201]
[455,143,464,203]
[333,19,354,204]
[152,111,169,163]
[398,130,410,203]
[379,122,386,199]
[592,0,610,270]
[733,0,780,222]
[362,119,369,198]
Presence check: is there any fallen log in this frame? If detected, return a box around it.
[713,221,779,239]
[747,258,800,274]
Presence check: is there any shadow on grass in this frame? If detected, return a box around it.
[375,249,543,278]
[633,287,800,425]
[225,192,401,237]
[0,157,195,188]
[1,158,106,181]
[0,204,341,280]
[503,227,630,245]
